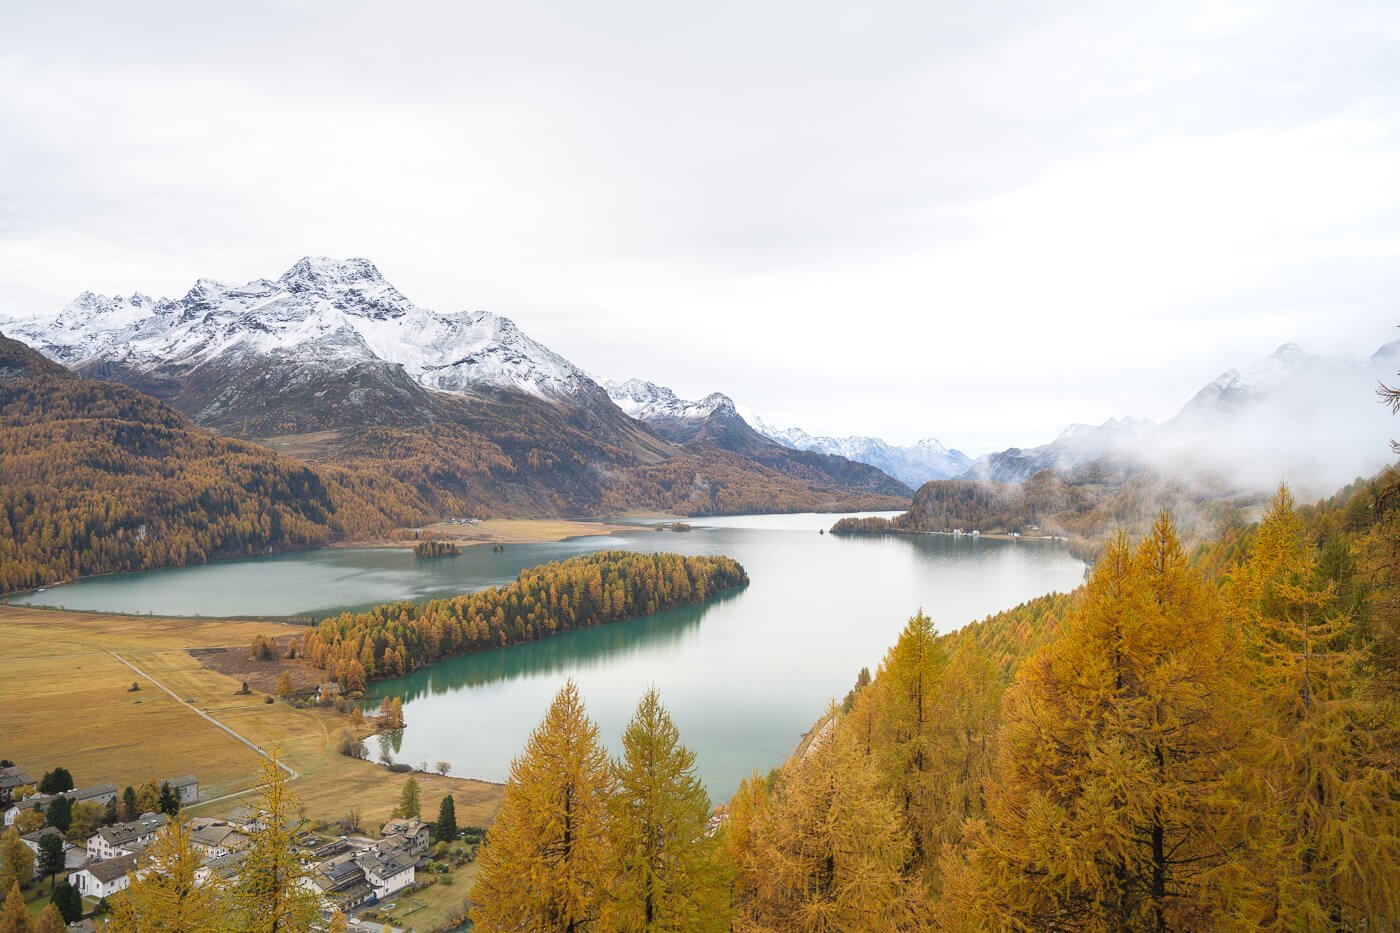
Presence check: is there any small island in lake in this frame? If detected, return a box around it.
[413,539,460,558]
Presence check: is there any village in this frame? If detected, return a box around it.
[0,760,480,931]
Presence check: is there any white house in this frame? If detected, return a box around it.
[71,852,139,899]
[353,838,416,900]
[4,783,116,826]
[20,826,67,856]
[87,813,167,861]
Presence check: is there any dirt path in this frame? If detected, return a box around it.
[107,649,298,788]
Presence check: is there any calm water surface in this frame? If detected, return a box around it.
[11,513,1084,797]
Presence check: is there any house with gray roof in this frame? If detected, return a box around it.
[0,766,34,794]
[3,783,116,826]
[71,852,140,899]
[87,813,167,861]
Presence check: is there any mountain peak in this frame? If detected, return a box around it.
[278,256,386,292]
[603,379,735,421]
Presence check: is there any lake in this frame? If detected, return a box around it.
[10,513,1085,798]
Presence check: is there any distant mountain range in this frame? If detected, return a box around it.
[744,340,1398,497]
[3,258,909,517]
[959,341,1398,493]
[601,378,912,496]
[748,421,973,488]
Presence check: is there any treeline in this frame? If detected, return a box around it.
[469,480,1399,930]
[0,336,431,594]
[304,551,748,689]
[611,448,909,517]
[472,684,727,930]
[833,463,1264,561]
[412,539,459,558]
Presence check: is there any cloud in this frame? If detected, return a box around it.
[0,0,1396,452]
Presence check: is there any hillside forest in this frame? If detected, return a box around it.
[467,473,1400,930]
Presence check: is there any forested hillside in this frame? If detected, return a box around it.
[0,334,431,593]
[304,551,748,689]
[833,461,1265,560]
[466,473,1400,930]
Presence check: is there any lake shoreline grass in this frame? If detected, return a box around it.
[0,602,505,825]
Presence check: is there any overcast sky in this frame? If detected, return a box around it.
[2,1,1397,452]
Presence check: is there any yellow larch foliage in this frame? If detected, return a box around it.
[471,680,616,931]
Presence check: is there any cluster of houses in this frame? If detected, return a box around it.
[307,816,430,912]
[3,764,429,921]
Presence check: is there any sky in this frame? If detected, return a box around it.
[2,1,1398,454]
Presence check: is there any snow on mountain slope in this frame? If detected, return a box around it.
[602,378,735,422]
[961,416,1153,484]
[962,341,1395,494]
[748,416,972,487]
[8,257,593,401]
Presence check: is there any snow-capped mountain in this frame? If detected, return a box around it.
[603,379,736,422]
[964,341,1397,494]
[961,416,1153,484]
[8,257,593,404]
[604,377,911,495]
[1175,342,1358,417]
[748,418,972,487]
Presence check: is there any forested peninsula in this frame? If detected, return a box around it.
[304,551,748,689]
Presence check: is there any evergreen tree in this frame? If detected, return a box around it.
[230,748,320,933]
[951,521,1252,931]
[0,883,29,933]
[44,796,71,832]
[607,688,726,931]
[395,776,421,819]
[113,819,228,932]
[0,829,34,898]
[50,879,82,924]
[435,795,458,841]
[36,833,63,890]
[158,781,180,816]
[120,785,137,822]
[471,680,615,931]
[37,769,72,795]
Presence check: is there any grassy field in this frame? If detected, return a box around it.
[332,516,634,550]
[0,606,503,828]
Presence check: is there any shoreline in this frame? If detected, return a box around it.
[331,517,638,550]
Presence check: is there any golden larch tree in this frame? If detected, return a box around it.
[112,819,228,932]
[608,688,727,931]
[1231,486,1400,927]
[230,746,320,933]
[471,679,616,931]
[951,519,1252,931]
[871,610,945,869]
[738,705,919,932]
